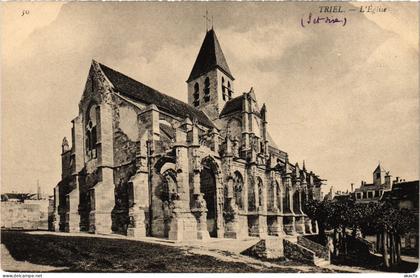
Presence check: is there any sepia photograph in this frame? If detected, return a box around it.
[1,1,419,275]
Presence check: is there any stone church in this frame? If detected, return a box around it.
[52,29,325,241]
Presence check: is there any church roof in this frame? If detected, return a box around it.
[220,94,280,150]
[187,29,234,82]
[220,95,244,116]
[98,62,216,129]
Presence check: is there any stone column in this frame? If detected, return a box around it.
[272,180,277,212]
[127,140,149,238]
[191,150,210,240]
[224,178,243,239]
[52,186,60,232]
[304,217,313,234]
[67,188,80,232]
[94,103,114,234]
[241,92,250,152]
[95,169,114,234]
[193,193,210,240]
[312,220,319,234]
[210,128,219,154]
[288,187,297,235]
[169,125,197,241]
[295,189,305,234]
[66,115,85,233]
[257,214,268,238]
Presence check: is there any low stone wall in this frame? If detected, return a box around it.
[283,239,316,265]
[298,236,330,260]
[356,236,375,253]
[1,202,40,230]
[242,238,284,259]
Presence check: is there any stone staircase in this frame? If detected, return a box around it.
[285,235,330,266]
[244,234,330,266]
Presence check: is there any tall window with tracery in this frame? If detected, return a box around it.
[283,186,290,212]
[276,181,282,211]
[233,171,244,210]
[85,105,98,159]
[257,177,264,208]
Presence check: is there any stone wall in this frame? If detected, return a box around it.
[112,100,140,235]
[283,239,316,265]
[1,202,40,230]
[243,238,284,259]
[298,236,330,260]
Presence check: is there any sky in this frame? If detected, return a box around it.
[1,2,418,195]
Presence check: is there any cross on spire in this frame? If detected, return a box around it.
[203,9,212,31]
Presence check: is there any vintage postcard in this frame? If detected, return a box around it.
[1,1,418,275]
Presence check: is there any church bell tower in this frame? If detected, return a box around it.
[187,28,235,120]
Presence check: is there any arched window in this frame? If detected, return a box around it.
[221,77,226,101]
[227,81,232,100]
[233,171,244,210]
[267,181,274,211]
[257,177,264,208]
[293,190,300,213]
[193,83,199,107]
[85,104,98,159]
[248,177,255,211]
[276,181,282,211]
[283,186,290,212]
[204,77,210,102]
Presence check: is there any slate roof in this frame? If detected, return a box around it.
[98,63,215,129]
[220,95,244,116]
[187,29,234,82]
[381,180,419,208]
[389,181,419,199]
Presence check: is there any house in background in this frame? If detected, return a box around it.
[353,164,393,203]
[382,179,419,252]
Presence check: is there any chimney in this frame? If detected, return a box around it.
[385,172,392,187]
[37,180,41,200]
[351,183,354,192]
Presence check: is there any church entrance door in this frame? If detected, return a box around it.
[200,165,217,237]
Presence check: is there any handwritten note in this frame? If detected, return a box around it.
[300,4,388,27]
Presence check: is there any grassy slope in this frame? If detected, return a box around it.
[1,231,298,273]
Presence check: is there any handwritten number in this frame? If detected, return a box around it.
[21,10,30,16]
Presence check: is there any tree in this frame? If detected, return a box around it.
[303,199,328,244]
[305,197,417,269]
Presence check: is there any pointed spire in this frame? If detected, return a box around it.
[260,103,267,121]
[294,162,300,178]
[62,137,70,153]
[285,154,291,174]
[302,160,306,171]
[187,29,234,82]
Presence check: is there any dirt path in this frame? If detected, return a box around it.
[1,244,68,272]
